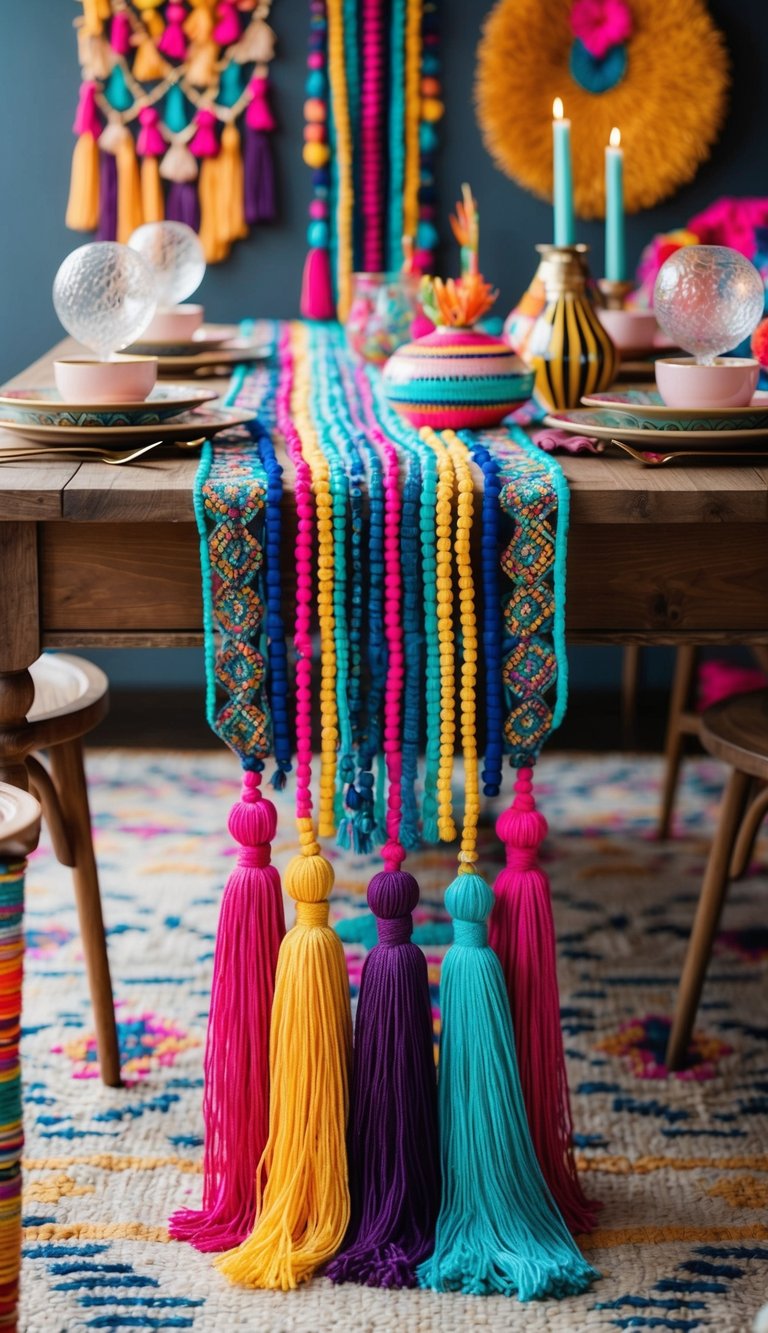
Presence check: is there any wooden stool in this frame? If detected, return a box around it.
[24,655,121,1088]
[666,689,768,1071]
[0,783,41,1332]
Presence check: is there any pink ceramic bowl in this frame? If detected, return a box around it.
[597,308,659,355]
[53,355,158,404]
[655,356,759,409]
[140,304,204,342]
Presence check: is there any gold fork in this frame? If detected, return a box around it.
[0,437,206,466]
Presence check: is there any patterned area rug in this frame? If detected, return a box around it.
[19,750,768,1332]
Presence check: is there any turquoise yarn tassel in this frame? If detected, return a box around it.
[417,872,597,1300]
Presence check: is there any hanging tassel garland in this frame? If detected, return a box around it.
[169,774,285,1252]
[66,81,101,232]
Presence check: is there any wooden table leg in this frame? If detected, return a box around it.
[666,766,752,1071]
[0,524,40,788]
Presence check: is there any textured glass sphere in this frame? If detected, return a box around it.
[53,242,157,359]
[654,245,765,364]
[129,221,206,307]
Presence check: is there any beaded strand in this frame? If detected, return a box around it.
[326,0,355,319]
[420,426,457,843]
[462,431,503,798]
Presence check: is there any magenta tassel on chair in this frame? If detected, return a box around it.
[488,767,599,1235]
[327,842,439,1288]
[166,181,201,232]
[169,771,285,1252]
[300,247,335,320]
[96,150,118,241]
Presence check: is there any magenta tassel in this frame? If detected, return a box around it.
[96,151,118,241]
[327,846,439,1288]
[166,181,200,232]
[243,127,277,224]
[489,768,599,1234]
[169,772,285,1252]
[300,247,335,320]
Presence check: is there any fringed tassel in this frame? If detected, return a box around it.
[489,768,600,1235]
[217,819,352,1290]
[327,841,439,1289]
[66,82,101,232]
[300,247,334,320]
[157,2,188,59]
[212,0,241,45]
[109,9,132,55]
[137,107,166,223]
[417,871,597,1299]
[96,149,118,240]
[133,35,170,81]
[115,129,144,243]
[216,124,248,245]
[198,158,230,263]
[169,771,285,1252]
[166,180,201,231]
[243,77,277,224]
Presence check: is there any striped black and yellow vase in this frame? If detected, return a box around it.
[527,244,617,410]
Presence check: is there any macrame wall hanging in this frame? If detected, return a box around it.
[300,0,442,322]
[68,0,279,263]
[475,0,729,218]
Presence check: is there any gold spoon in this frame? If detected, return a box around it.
[610,438,768,467]
[0,437,206,466]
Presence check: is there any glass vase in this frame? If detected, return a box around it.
[344,272,419,364]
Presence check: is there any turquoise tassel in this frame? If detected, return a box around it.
[219,61,244,108]
[417,872,597,1300]
[164,85,188,136]
[105,66,132,113]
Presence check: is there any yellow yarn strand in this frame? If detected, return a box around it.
[115,131,144,243]
[140,157,165,223]
[421,426,457,843]
[65,134,100,232]
[217,321,351,1291]
[402,0,423,243]
[326,0,354,321]
[441,429,480,869]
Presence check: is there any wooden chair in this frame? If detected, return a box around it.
[666,690,768,1071]
[0,782,41,1331]
[24,654,120,1088]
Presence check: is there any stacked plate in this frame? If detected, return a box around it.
[544,389,768,463]
[0,384,255,448]
[127,322,270,376]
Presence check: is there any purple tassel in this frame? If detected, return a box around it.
[244,128,276,224]
[327,852,440,1288]
[96,151,118,241]
[166,180,201,232]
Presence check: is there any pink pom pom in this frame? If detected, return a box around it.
[571,0,632,59]
[751,316,768,368]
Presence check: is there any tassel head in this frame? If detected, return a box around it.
[300,247,335,320]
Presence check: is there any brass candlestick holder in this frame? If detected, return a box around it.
[596,278,634,310]
[506,244,617,410]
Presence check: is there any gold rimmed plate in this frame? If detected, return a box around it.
[544,408,768,451]
[581,388,768,431]
[0,405,256,448]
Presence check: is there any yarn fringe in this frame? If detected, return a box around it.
[66,134,100,232]
[244,128,277,225]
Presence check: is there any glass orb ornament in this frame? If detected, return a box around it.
[53,242,157,360]
[653,245,765,364]
[128,221,206,307]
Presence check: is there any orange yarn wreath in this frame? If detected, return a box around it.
[475,0,729,218]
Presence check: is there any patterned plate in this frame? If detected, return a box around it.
[581,388,768,431]
[543,408,768,451]
[0,405,255,447]
[0,384,218,428]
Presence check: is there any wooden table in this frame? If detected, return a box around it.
[2,341,768,787]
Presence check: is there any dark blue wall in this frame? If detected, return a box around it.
[2,0,764,689]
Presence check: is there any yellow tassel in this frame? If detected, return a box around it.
[186,40,219,88]
[115,131,144,244]
[132,36,169,82]
[217,821,351,1290]
[82,0,111,37]
[216,124,248,245]
[140,158,165,223]
[198,157,230,264]
[65,134,100,232]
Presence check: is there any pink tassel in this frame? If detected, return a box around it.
[213,1,241,46]
[488,767,600,1235]
[73,80,101,138]
[158,3,188,60]
[136,107,166,158]
[245,75,276,132]
[189,108,219,158]
[300,247,335,320]
[169,770,285,1252]
[110,11,133,56]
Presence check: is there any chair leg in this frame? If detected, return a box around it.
[621,645,641,748]
[658,645,699,840]
[48,738,122,1088]
[666,766,752,1072]
[729,781,768,880]
[27,755,75,868]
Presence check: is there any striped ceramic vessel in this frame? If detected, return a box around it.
[382,327,535,428]
[525,244,617,410]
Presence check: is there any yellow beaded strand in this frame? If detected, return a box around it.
[402,0,423,244]
[441,429,480,870]
[326,0,355,322]
[420,426,457,843]
[290,321,339,838]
